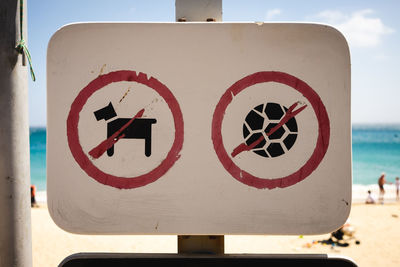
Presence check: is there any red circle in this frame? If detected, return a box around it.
[212,71,330,189]
[67,70,184,189]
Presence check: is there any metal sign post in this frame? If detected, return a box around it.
[178,235,224,255]
[175,0,222,22]
[175,0,223,255]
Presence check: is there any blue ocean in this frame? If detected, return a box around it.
[352,124,400,185]
[29,125,400,191]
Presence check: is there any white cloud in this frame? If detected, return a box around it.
[315,10,347,23]
[315,9,394,47]
[373,53,389,61]
[265,8,282,20]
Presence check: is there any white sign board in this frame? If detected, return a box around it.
[47,23,351,235]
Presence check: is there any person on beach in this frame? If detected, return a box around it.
[31,185,38,208]
[378,173,391,204]
[396,177,400,201]
[365,190,375,204]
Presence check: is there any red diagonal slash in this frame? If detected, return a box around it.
[231,102,307,158]
[88,108,145,159]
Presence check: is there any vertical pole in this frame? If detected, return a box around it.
[0,0,33,266]
[176,0,222,22]
[175,0,224,254]
[178,235,224,254]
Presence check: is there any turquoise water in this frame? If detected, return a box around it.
[30,127,46,190]
[30,125,400,191]
[352,124,400,185]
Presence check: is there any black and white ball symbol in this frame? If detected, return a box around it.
[243,102,298,158]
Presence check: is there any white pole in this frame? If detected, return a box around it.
[0,0,33,266]
[175,0,222,22]
[175,0,224,254]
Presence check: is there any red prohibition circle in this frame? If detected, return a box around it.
[212,71,330,189]
[67,70,184,189]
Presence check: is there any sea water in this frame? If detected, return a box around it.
[352,124,400,202]
[352,124,400,184]
[30,125,400,201]
[30,127,46,191]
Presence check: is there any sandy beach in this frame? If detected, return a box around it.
[32,201,400,267]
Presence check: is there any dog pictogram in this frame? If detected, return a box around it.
[94,102,157,157]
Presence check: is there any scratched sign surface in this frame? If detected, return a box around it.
[47,23,351,234]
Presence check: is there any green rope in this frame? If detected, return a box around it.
[15,0,36,81]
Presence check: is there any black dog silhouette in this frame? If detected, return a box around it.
[94,102,157,157]
[106,118,156,157]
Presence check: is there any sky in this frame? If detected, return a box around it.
[27,0,400,126]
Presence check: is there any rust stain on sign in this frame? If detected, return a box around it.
[119,87,131,103]
[99,64,107,76]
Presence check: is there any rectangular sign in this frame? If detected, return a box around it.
[47,23,351,234]
[60,253,358,267]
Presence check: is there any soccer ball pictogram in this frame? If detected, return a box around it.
[243,102,298,158]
